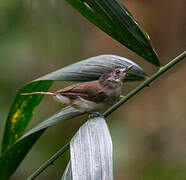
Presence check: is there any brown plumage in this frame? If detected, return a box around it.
[55,80,108,103]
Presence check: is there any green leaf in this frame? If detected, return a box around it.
[2,80,53,153]
[66,0,160,67]
[37,55,147,82]
[1,55,146,178]
[0,107,83,180]
[0,130,44,180]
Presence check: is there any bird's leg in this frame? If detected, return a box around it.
[88,112,104,118]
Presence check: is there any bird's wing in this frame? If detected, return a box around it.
[55,81,108,102]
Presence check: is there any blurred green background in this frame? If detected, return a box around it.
[0,0,185,179]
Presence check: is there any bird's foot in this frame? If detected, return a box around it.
[89,112,104,118]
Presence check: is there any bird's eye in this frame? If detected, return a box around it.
[115,70,120,74]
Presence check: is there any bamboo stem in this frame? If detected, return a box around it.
[27,144,69,180]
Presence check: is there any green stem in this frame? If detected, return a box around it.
[27,51,186,180]
[27,143,69,180]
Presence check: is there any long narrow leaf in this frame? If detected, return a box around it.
[68,116,113,180]
[21,106,83,139]
[66,0,160,66]
[2,80,53,153]
[0,130,44,180]
[37,55,147,82]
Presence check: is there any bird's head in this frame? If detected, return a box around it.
[99,65,133,86]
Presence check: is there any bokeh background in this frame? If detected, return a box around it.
[0,0,185,179]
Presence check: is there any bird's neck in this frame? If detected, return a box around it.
[99,79,122,89]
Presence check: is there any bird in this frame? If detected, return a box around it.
[21,66,133,116]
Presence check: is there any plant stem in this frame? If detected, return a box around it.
[27,51,186,180]
[27,143,69,180]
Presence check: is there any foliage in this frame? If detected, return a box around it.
[0,0,185,179]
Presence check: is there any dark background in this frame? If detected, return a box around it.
[0,0,185,179]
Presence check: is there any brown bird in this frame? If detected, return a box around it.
[22,66,133,115]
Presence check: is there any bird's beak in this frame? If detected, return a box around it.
[125,65,133,72]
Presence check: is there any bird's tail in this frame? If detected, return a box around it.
[21,92,55,96]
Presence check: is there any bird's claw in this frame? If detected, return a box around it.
[89,112,104,118]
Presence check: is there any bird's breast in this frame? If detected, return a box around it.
[72,96,105,112]
[103,87,122,103]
